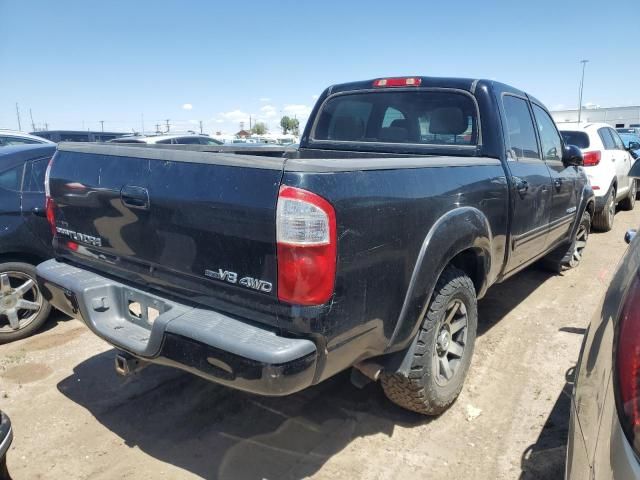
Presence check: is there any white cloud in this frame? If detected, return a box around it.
[182,103,193,111]
[260,105,278,119]
[311,94,319,100]
[259,97,271,103]
[219,109,250,123]
[283,104,312,118]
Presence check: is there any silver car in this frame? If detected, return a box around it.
[567,161,640,479]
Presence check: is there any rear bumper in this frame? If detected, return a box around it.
[0,411,12,462]
[36,259,318,396]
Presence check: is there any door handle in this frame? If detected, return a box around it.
[31,206,46,217]
[120,185,150,209]
[612,157,616,162]
[515,178,529,196]
[554,178,563,189]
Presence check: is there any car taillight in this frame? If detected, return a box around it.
[583,150,601,166]
[44,157,56,235]
[276,186,336,305]
[373,77,422,87]
[615,273,640,454]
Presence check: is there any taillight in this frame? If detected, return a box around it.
[276,186,336,305]
[615,274,640,454]
[44,157,56,235]
[583,150,601,166]
[373,77,422,87]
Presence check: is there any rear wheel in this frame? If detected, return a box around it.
[0,262,51,344]
[542,211,591,273]
[620,180,636,211]
[380,266,477,415]
[592,187,616,232]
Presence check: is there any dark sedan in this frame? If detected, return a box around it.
[0,144,55,343]
[567,160,640,479]
[0,410,12,480]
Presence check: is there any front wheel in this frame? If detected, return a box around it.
[0,262,51,344]
[381,266,477,415]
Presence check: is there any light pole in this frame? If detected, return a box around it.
[577,59,589,123]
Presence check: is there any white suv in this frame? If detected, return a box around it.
[558,122,636,231]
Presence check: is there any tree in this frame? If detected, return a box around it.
[280,115,291,134]
[280,116,300,135]
[251,122,268,135]
[290,117,300,136]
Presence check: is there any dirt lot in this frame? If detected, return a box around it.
[1,208,638,480]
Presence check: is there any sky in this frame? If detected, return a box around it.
[1,0,638,136]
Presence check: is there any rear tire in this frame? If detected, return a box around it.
[380,266,477,415]
[0,262,51,344]
[592,187,616,232]
[620,180,636,211]
[542,211,591,273]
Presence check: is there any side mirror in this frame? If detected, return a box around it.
[628,141,640,151]
[625,229,637,245]
[562,144,583,167]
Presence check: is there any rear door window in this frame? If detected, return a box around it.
[598,128,615,150]
[313,91,477,146]
[22,158,50,193]
[609,128,626,150]
[502,95,540,160]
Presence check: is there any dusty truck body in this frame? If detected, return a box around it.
[37,76,594,414]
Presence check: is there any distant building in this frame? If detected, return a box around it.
[31,130,127,143]
[551,106,640,128]
[235,129,252,138]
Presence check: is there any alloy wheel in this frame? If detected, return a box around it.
[0,271,43,332]
[434,299,468,386]
[570,224,589,267]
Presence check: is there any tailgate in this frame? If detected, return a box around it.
[49,144,284,306]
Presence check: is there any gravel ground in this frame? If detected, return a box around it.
[1,207,638,480]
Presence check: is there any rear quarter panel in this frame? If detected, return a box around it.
[280,159,509,378]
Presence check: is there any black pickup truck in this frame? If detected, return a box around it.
[37,76,594,415]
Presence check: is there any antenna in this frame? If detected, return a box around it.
[15,103,22,130]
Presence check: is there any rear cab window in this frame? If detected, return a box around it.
[311,90,479,151]
[501,95,540,161]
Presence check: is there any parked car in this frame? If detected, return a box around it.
[566,161,640,479]
[0,410,12,480]
[107,134,222,145]
[619,132,640,160]
[558,122,636,231]
[0,145,55,343]
[617,127,640,136]
[0,130,53,147]
[37,76,594,415]
[32,130,126,143]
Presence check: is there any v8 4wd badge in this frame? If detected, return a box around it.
[204,268,273,293]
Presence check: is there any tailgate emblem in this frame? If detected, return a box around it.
[56,227,103,247]
[205,268,272,293]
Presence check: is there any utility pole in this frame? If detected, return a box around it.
[99,120,104,132]
[44,122,49,131]
[155,123,161,134]
[141,113,145,135]
[249,115,252,131]
[15,103,22,130]
[165,119,170,133]
[577,59,589,123]
[29,109,35,131]
[199,120,203,134]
